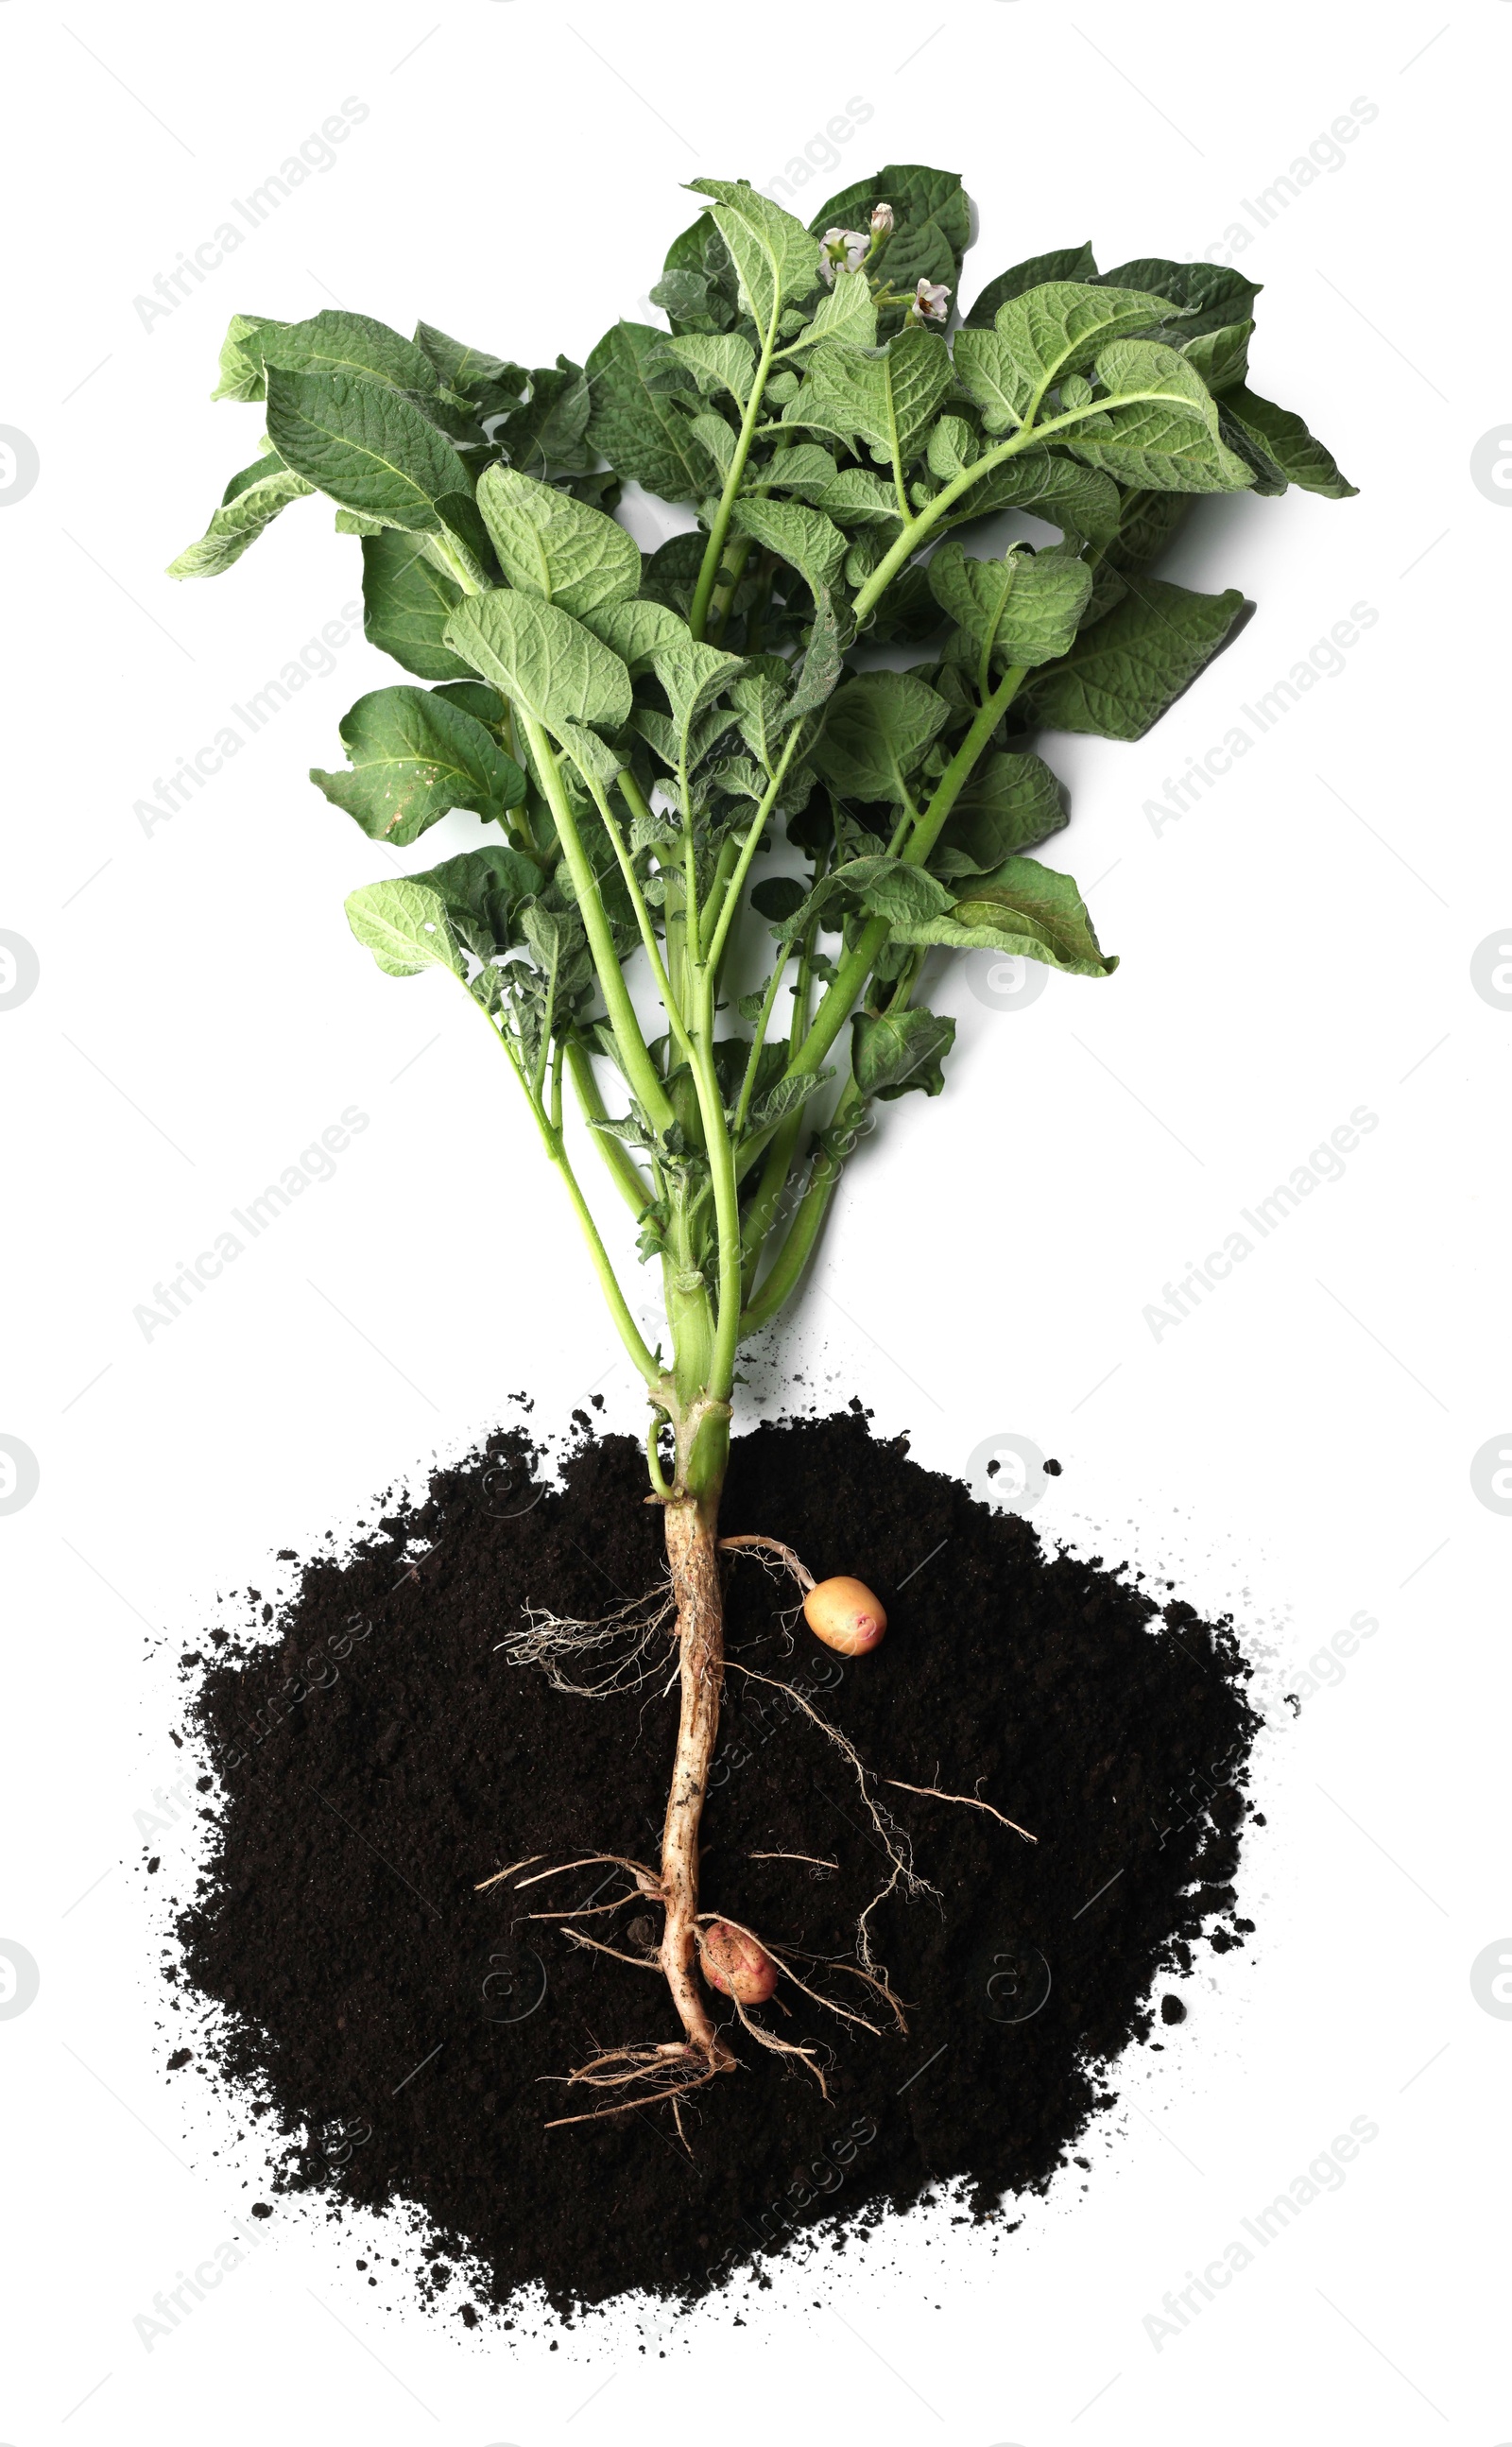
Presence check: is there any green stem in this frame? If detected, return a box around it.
[733,954,789,1137]
[703,725,805,978]
[849,391,1189,627]
[518,712,674,1137]
[689,315,782,641]
[565,1035,654,1219]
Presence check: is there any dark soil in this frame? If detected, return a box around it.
[174,1407,1261,2319]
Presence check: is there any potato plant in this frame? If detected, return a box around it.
[172,164,1351,2126]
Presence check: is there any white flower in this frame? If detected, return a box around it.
[870,200,894,236]
[912,278,951,324]
[818,226,869,286]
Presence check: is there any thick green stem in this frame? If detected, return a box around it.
[689,316,782,641]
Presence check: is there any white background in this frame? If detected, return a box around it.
[2,1,1506,2438]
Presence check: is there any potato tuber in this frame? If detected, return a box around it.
[696,1920,778,2004]
[803,1576,886,1656]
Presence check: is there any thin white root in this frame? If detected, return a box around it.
[732,1993,829,2094]
[541,2037,729,2129]
[697,1909,906,2041]
[510,1853,662,1893]
[718,1535,816,1594]
[496,1580,677,1697]
[885,1777,1038,1845]
[474,1852,547,1893]
[724,1659,936,1976]
[747,1852,837,1873]
[561,1927,664,1973]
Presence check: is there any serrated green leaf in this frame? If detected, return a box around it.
[926,544,1092,672]
[1219,384,1357,499]
[889,855,1116,974]
[474,465,641,618]
[811,671,949,804]
[1019,578,1248,740]
[265,369,472,530]
[358,529,472,681]
[167,459,315,578]
[444,589,633,740]
[688,177,818,334]
[585,320,722,504]
[310,685,524,844]
[655,333,756,405]
[851,1005,956,1100]
[261,310,438,393]
[932,752,1067,874]
[964,245,1098,329]
[730,494,849,602]
[210,313,286,403]
[953,283,1186,433]
[787,324,953,470]
[345,877,466,979]
[1065,338,1255,492]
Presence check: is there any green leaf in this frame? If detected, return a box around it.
[417,844,546,957]
[747,1067,834,1133]
[690,412,736,478]
[889,855,1116,974]
[474,465,641,618]
[500,358,597,479]
[647,632,747,770]
[260,310,438,393]
[851,1005,956,1100]
[413,322,527,401]
[1219,384,1357,499]
[965,245,1098,329]
[1064,339,1256,492]
[812,671,949,805]
[265,370,472,530]
[576,595,690,672]
[847,856,954,927]
[785,581,853,726]
[809,164,970,328]
[654,333,756,405]
[788,269,877,353]
[730,495,848,602]
[1019,578,1249,740]
[953,283,1186,432]
[1094,258,1261,345]
[210,313,286,403]
[585,320,722,504]
[359,529,472,681]
[444,589,633,740]
[166,458,314,577]
[687,177,818,333]
[932,753,1068,875]
[344,877,466,979]
[926,544,1092,671]
[947,448,1122,546]
[310,685,524,844]
[787,324,953,470]
[1181,319,1253,396]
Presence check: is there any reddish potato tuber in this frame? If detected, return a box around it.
[696,1921,778,2005]
[803,1576,887,1656]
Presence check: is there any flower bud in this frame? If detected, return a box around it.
[870,201,894,236]
[697,1921,778,2004]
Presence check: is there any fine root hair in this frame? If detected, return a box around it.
[495,1580,677,1697]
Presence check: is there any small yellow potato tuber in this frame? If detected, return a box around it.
[696,1920,778,2004]
[802,1576,887,1656]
